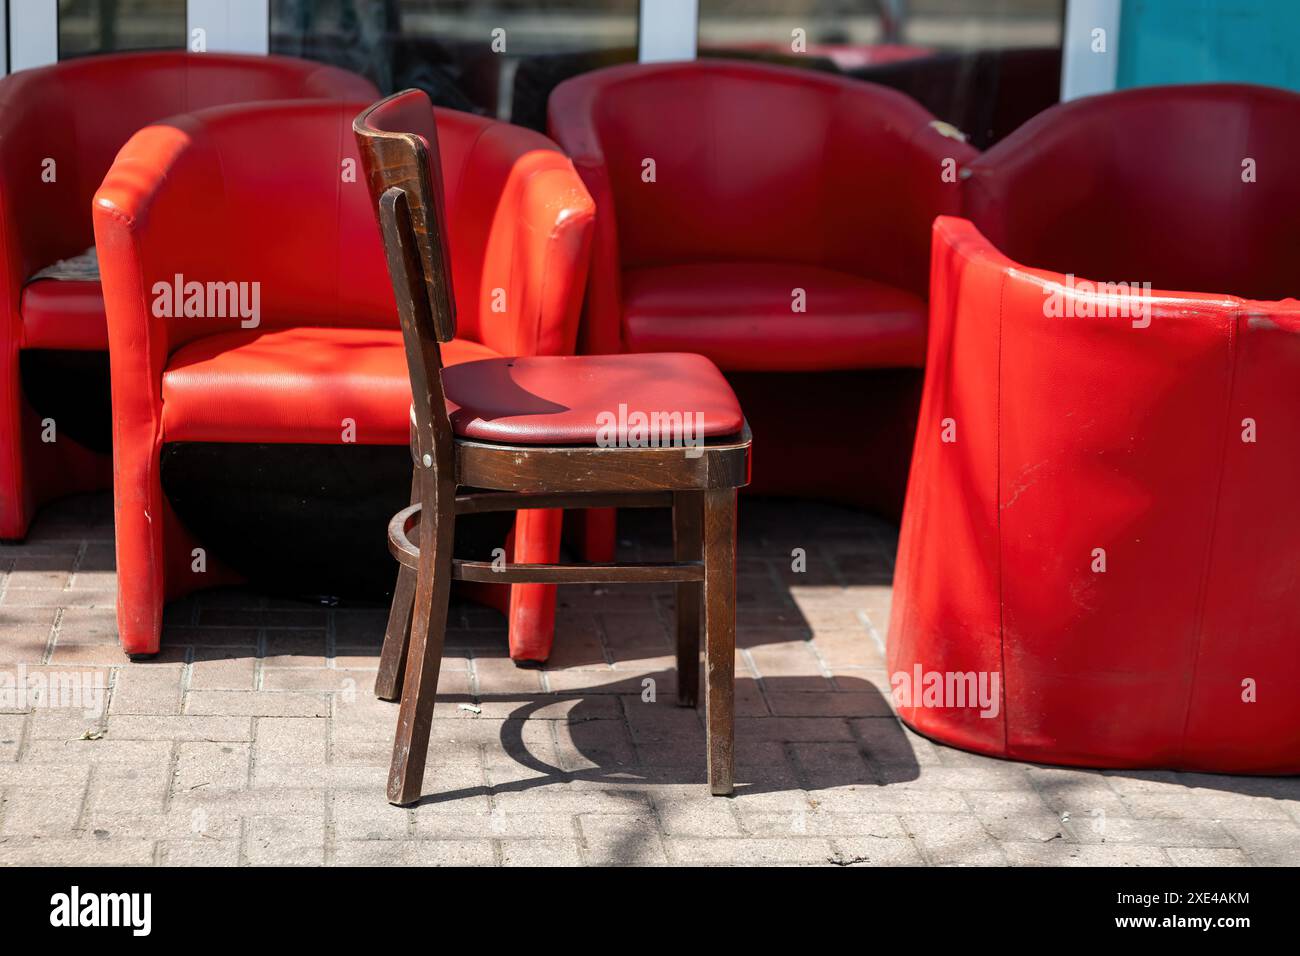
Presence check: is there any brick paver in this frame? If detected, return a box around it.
[1,492,1297,866]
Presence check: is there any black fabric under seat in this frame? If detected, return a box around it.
[20,350,113,454]
[161,443,511,601]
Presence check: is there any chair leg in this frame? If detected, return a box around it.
[387,481,456,806]
[376,567,415,701]
[375,475,419,701]
[702,487,737,796]
[673,491,703,707]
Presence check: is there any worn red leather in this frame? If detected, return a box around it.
[889,84,1300,772]
[548,59,975,364]
[547,60,975,539]
[94,99,595,658]
[20,280,108,350]
[0,51,377,540]
[622,263,927,371]
[443,352,743,444]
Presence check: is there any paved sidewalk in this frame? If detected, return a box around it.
[1,493,1297,866]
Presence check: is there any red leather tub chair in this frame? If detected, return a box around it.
[93,99,595,659]
[889,84,1300,772]
[0,51,377,542]
[548,61,977,554]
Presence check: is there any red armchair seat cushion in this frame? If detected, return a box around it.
[161,328,743,447]
[444,352,744,444]
[621,262,927,372]
[161,327,500,445]
[20,279,107,350]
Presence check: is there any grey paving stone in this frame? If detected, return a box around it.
[0,494,1286,867]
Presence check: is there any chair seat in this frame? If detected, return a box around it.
[622,261,927,372]
[161,328,744,447]
[443,352,744,444]
[161,327,499,444]
[21,279,107,350]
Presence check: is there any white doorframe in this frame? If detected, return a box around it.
[187,0,269,55]
[639,0,697,63]
[1061,0,1122,100]
[9,0,59,72]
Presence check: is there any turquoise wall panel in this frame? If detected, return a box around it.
[1118,0,1300,91]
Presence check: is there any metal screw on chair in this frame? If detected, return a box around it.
[422,454,432,468]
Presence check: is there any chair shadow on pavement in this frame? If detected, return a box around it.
[387,671,917,808]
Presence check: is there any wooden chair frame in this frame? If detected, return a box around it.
[355,92,751,805]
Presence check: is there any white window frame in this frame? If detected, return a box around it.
[8,0,59,72]
[188,0,269,55]
[1,0,272,75]
[1061,0,1122,101]
[639,0,697,63]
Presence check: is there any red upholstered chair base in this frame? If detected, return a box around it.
[888,216,1300,774]
[889,85,1300,773]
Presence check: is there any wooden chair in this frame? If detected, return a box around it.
[354,90,752,805]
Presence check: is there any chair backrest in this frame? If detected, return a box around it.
[547,58,963,290]
[354,89,457,465]
[965,83,1300,301]
[0,51,377,269]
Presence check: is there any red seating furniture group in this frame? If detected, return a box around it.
[3,45,1295,778]
[0,51,378,542]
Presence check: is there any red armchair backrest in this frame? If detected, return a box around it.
[966,83,1300,302]
[0,51,376,278]
[95,98,592,357]
[548,60,970,295]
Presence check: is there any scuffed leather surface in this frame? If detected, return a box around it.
[20,279,107,350]
[548,59,975,363]
[0,51,378,538]
[622,261,927,371]
[94,99,595,654]
[888,214,1300,773]
[443,351,743,443]
[162,328,498,444]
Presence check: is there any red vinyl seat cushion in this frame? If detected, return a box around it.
[444,352,744,444]
[161,328,743,447]
[20,279,107,350]
[161,327,500,445]
[621,262,927,371]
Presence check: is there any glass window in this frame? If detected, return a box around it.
[59,0,187,59]
[270,0,639,129]
[697,0,1066,148]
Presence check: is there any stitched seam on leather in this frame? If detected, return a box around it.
[1176,306,1239,765]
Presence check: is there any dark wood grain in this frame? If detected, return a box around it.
[454,490,672,514]
[703,487,737,796]
[673,491,703,708]
[375,473,419,701]
[357,91,750,805]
